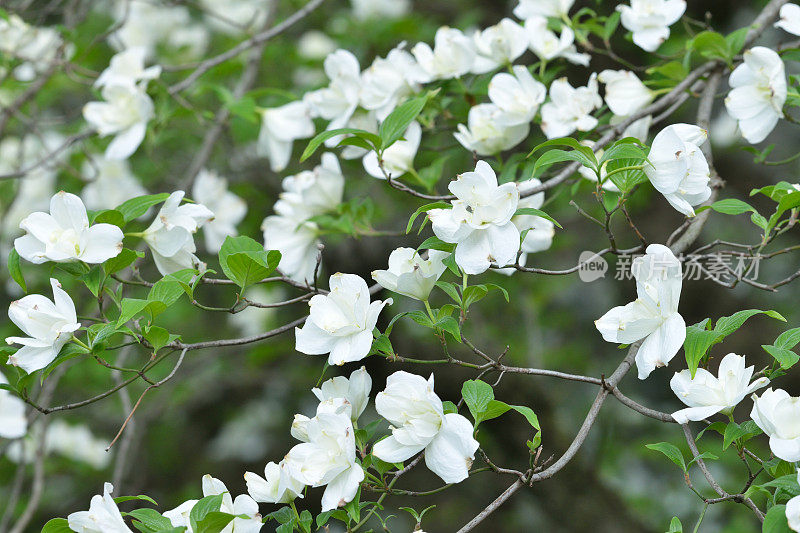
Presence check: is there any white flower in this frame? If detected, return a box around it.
[257,101,315,172]
[262,215,320,283]
[360,46,426,120]
[312,366,372,422]
[274,153,345,219]
[514,179,555,255]
[428,161,520,274]
[14,191,124,264]
[0,15,65,81]
[95,47,161,89]
[81,157,147,211]
[595,244,685,380]
[192,169,247,253]
[363,121,421,179]
[724,47,787,144]
[45,421,110,469]
[283,401,364,511]
[373,371,479,484]
[669,353,769,424]
[788,470,800,532]
[67,483,131,533]
[6,278,80,374]
[644,124,711,217]
[524,17,590,66]
[142,191,214,276]
[454,104,530,155]
[245,461,305,505]
[618,0,686,52]
[411,27,476,81]
[199,0,270,35]
[165,475,263,533]
[350,0,410,20]
[514,0,575,19]
[371,247,449,301]
[297,31,338,60]
[776,4,800,36]
[751,388,800,462]
[295,273,391,365]
[0,371,26,439]
[488,66,546,126]
[111,1,208,60]
[540,74,602,139]
[305,50,362,145]
[598,70,654,118]
[83,83,154,160]
[471,18,529,73]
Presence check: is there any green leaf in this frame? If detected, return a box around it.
[416,236,455,253]
[647,61,688,82]
[714,309,785,337]
[725,27,749,56]
[667,516,683,533]
[189,494,224,531]
[442,400,458,414]
[300,128,381,162]
[775,328,800,351]
[143,326,173,353]
[462,285,488,310]
[117,298,167,327]
[127,508,173,533]
[41,518,72,533]
[114,494,158,505]
[513,207,562,228]
[8,248,26,292]
[723,420,763,450]
[461,379,494,422]
[406,202,451,234]
[707,198,759,215]
[763,505,792,533]
[218,236,280,289]
[82,266,104,297]
[689,31,731,62]
[194,512,236,533]
[435,315,461,343]
[379,93,431,149]
[763,344,800,370]
[645,442,686,472]
[481,400,512,422]
[436,281,462,304]
[533,148,597,176]
[104,248,143,275]
[603,11,620,40]
[117,193,170,223]
[91,209,125,227]
[510,405,540,429]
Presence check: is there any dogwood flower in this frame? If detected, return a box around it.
[257,101,315,172]
[312,366,372,422]
[245,461,305,505]
[14,191,124,264]
[751,388,800,462]
[142,191,214,275]
[295,273,391,366]
[428,161,520,274]
[454,104,530,155]
[0,15,66,81]
[598,70,654,118]
[6,278,80,373]
[724,47,787,144]
[363,121,421,179]
[192,169,247,253]
[83,83,154,160]
[262,215,320,283]
[0,371,27,439]
[514,0,574,19]
[787,471,800,532]
[111,1,208,60]
[350,0,410,20]
[618,0,686,52]
[372,248,450,301]
[305,50,362,144]
[525,17,590,66]
[471,18,529,73]
[95,47,160,89]
[360,46,426,119]
[67,483,131,533]
[165,475,262,533]
[81,157,147,211]
[541,74,602,139]
[373,371,479,484]
[776,3,800,35]
[412,27,476,81]
[644,124,711,217]
[274,153,345,219]
[669,353,769,423]
[282,401,364,511]
[514,179,556,255]
[488,66,546,126]
[595,244,685,380]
